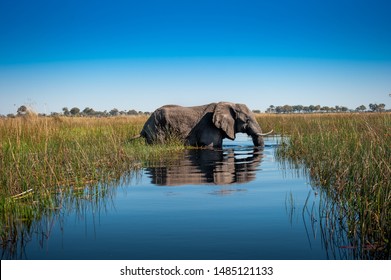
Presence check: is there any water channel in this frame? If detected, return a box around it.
[1,135,357,259]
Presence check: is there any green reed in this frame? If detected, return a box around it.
[0,115,184,248]
[259,113,391,258]
[0,115,186,195]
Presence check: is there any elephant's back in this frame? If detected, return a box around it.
[160,104,182,109]
[141,103,214,139]
[157,105,202,135]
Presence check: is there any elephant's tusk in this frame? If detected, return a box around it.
[257,130,273,136]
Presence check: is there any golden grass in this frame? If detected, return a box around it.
[1,115,146,195]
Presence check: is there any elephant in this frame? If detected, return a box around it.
[145,147,263,186]
[134,102,272,148]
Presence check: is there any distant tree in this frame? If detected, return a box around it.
[282,105,293,113]
[252,109,261,114]
[70,107,80,116]
[341,106,349,112]
[293,105,303,113]
[266,105,275,113]
[17,105,28,116]
[94,111,104,117]
[16,105,36,116]
[369,103,385,112]
[356,105,366,112]
[62,107,70,116]
[110,108,119,116]
[275,106,283,114]
[82,107,95,116]
[7,113,15,118]
[127,109,138,115]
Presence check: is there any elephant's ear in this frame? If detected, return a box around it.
[212,102,236,140]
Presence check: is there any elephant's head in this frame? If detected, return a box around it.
[212,102,271,147]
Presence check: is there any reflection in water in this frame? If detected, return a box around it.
[1,136,389,259]
[145,147,263,186]
[0,182,119,260]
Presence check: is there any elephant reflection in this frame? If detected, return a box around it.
[145,148,263,186]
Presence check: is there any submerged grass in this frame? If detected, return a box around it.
[259,113,391,258]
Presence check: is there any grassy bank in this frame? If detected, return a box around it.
[258,113,390,258]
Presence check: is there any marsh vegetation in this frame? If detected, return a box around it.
[0,115,184,255]
[258,113,391,258]
[0,113,390,259]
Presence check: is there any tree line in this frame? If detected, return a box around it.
[1,103,389,118]
[60,107,151,117]
[263,103,388,114]
[2,106,151,118]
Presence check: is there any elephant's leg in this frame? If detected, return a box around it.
[198,127,224,148]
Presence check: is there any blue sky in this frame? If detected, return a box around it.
[1,0,390,114]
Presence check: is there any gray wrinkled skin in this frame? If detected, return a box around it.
[140,102,267,148]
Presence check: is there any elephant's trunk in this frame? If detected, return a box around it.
[247,122,272,147]
[251,134,264,147]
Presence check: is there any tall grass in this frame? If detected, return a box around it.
[0,115,184,252]
[258,113,391,258]
[0,115,186,196]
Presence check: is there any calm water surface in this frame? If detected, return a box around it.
[2,135,350,259]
